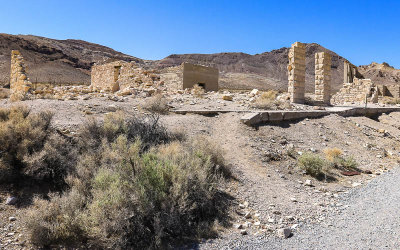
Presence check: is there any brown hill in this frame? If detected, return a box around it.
[358,62,400,86]
[0,34,142,86]
[154,43,350,92]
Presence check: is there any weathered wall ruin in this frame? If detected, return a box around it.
[314,52,331,104]
[10,50,32,101]
[377,85,400,98]
[287,42,306,103]
[182,63,219,91]
[331,78,378,104]
[91,61,160,92]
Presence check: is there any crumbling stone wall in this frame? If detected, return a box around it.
[331,78,378,104]
[9,50,32,101]
[182,63,219,91]
[377,85,400,98]
[343,61,363,83]
[287,42,306,103]
[314,52,331,104]
[91,61,160,92]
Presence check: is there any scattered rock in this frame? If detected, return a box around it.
[221,94,233,101]
[277,228,292,238]
[6,197,17,205]
[304,179,313,186]
[9,217,16,222]
[240,229,248,235]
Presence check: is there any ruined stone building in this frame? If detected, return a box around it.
[9,50,32,101]
[91,61,219,93]
[91,61,160,92]
[182,63,219,91]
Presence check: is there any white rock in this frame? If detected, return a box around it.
[240,229,248,235]
[8,217,16,222]
[304,179,313,186]
[249,89,259,97]
[6,197,17,205]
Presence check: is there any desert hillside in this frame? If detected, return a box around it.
[154,43,350,92]
[358,62,400,86]
[0,34,141,86]
[1,34,399,93]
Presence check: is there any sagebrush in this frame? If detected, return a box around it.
[24,111,230,249]
[0,106,76,189]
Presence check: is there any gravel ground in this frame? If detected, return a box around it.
[199,166,400,249]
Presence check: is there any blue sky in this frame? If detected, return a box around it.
[1,0,399,68]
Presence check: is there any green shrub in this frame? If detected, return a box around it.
[298,152,329,179]
[25,113,229,249]
[333,156,358,171]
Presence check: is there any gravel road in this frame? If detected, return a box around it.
[199,167,400,249]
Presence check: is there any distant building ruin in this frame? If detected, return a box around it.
[9,50,32,101]
[182,63,219,91]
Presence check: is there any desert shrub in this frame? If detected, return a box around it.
[336,156,358,171]
[78,111,179,152]
[298,152,329,179]
[323,147,343,162]
[252,90,291,110]
[25,113,229,249]
[192,84,205,98]
[0,106,76,188]
[323,148,358,171]
[142,94,170,114]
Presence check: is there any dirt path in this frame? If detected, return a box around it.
[199,166,400,249]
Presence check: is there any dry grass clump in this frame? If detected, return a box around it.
[299,148,359,180]
[0,106,76,188]
[324,147,358,171]
[142,94,170,114]
[252,90,291,110]
[323,147,343,162]
[192,84,205,98]
[24,112,230,249]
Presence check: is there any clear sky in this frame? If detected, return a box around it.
[1,0,399,68]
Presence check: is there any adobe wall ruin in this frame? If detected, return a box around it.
[90,61,160,92]
[182,62,219,91]
[287,42,306,103]
[314,52,331,104]
[9,50,32,101]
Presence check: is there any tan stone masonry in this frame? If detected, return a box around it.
[314,52,331,104]
[288,42,306,103]
[9,50,32,101]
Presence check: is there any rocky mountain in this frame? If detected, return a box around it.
[1,33,399,93]
[358,62,400,86]
[0,34,142,86]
